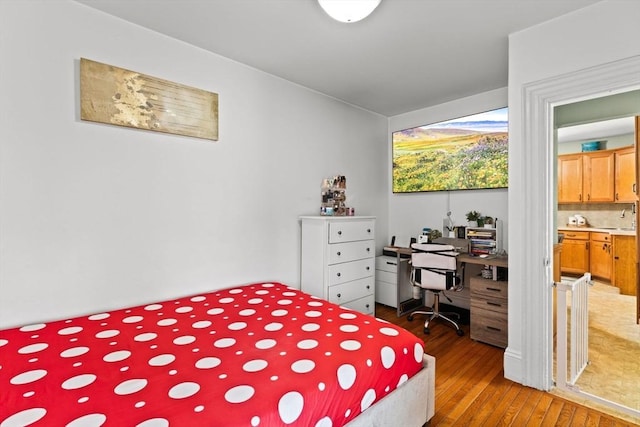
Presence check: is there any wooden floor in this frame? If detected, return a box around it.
[375,303,638,427]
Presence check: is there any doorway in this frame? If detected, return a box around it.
[553,104,639,416]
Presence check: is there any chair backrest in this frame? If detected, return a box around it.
[410,243,459,290]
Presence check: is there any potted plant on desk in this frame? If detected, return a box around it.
[466,210,482,227]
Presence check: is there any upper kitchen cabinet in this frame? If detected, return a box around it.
[615,146,637,202]
[559,146,635,204]
[558,154,584,203]
[558,150,614,203]
[584,150,615,202]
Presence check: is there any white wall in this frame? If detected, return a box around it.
[388,88,508,248]
[0,1,388,328]
[507,0,640,388]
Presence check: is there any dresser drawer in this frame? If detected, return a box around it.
[328,240,374,265]
[328,220,375,243]
[375,255,399,273]
[470,306,508,348]
[340,294,375,315]
[328,258,374,285]
[470,277,508,300]
[328,277,374,305]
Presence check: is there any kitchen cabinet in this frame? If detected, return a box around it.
[300,216,376,314]
[613,235,637,296]
[589,231,612,280]
[558,150,615,203]
[583,151,615,202]
[558,154,583,203]
[614,146,637,202]
[560,230,590,274]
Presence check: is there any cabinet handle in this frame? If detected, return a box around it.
[634,183,637,193]
[386,261,397,266]
[487,326,502,332]
[587,194,591,201]
[336,251,341,256]
[579,194,582,201]
[616,192,619,200]
[486,287,502,292]
[487,302,503,307]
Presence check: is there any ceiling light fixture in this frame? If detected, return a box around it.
[318,0,381,23]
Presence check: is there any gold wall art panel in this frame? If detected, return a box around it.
[80,58,218,141]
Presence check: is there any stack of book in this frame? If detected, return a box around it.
[467,229,496,256]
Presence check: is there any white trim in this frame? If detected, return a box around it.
[516,55,640,392]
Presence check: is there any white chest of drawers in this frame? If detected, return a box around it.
[300,216,376,315]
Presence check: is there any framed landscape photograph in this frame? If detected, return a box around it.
[392,107,508,193]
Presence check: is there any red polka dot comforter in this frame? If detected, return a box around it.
[0,282,424,426]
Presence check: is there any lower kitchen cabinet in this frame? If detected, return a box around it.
[560,230,590,275]
[613,235,637,296]
[590,232,612,281]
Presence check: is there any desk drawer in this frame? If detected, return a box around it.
[470,306,508,348]
[470,277,508,300]
[328,240,374,265]
[471,297,507,316]
[328,258,374,285]
[328,277,374,305]
[375,255,399,273]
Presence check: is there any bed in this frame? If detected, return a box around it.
[0,282,434,426]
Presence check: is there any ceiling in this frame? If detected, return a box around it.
[75,0,601,117]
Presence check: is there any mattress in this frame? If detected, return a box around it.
[0,282,424,426]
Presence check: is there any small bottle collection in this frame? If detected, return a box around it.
[320,175,353,216]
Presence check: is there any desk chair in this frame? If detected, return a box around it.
[408,243,464,336]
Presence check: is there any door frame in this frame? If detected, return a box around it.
[519,55,640,392]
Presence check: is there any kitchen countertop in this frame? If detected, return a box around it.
[558,226,635,236]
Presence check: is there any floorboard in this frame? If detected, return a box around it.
[374,303,638,426]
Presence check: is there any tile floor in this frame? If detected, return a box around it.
[555,279,640,423]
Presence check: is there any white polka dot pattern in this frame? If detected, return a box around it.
[0,282,424,426]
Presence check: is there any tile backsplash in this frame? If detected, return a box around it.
[558,203,636,229]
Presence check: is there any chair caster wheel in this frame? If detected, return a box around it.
[424,327,430,334]
[407,315,414,321]
[456,329,464,336]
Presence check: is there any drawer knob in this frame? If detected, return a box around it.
[366,266,370,270]
[366,247,370,252]
[337,272,341,277]
[337,293,341,298]
[366,285,371,290]
[337,251,341,256]
[367,229,371,233]
[338,231,342,236]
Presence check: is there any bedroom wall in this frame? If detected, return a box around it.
[0,1,388,328]
[388,88,509,249]
[506,0,640,387]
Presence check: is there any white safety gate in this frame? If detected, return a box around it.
[555,272,590,389]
